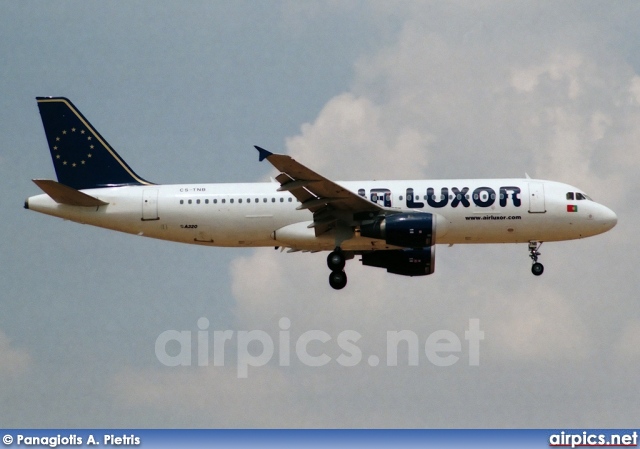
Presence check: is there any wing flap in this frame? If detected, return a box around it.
[32,179,109,207]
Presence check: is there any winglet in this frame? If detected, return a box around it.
[255,146,273,162]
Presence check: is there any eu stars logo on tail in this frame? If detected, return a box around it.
[36,97,152,189]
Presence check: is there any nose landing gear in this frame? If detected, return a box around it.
[327,248,347,290]
[529,241,544,276]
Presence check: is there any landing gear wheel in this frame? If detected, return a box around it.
[531,262,544,276]
[528,241,544,276]
[327,250,346,272]
[329,271,347,290]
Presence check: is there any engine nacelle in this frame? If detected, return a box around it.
[360,213,435,248]
[361,247,435,276]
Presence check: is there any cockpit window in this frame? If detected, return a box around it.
[567,191,593,201]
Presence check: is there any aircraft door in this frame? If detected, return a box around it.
[142,189,159,221]
[527,182,546,213]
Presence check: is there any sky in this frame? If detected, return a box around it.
[1,1,639,428]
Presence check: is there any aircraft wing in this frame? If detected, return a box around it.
[255,146,384,235]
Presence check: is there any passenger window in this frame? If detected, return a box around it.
[222,199,225,204]
[180,200,184,205]
[214,199,217,204]
[280,198,284,202]
[399,195,403,200]
[230,199,234,204]
[288,197,292,202]
[188,199,192,204]
[566,192,574,200]
[263,198,267,203]
[196,199,200,204]
[205,199,209,204]
[272,198,275,203]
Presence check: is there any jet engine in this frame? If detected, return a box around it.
[361,247,435,276]
[360,213,435,248]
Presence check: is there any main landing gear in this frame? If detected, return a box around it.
[529,241,544,276]
[327,248,347,290]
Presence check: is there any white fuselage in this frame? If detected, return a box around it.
[25,179,618,251]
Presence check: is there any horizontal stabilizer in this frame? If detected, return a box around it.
[32,179,109,207]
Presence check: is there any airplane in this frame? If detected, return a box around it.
[25,97,618,290]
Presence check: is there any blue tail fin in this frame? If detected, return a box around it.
[36,97,153,190]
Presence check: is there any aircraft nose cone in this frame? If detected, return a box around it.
[600,205,617,231]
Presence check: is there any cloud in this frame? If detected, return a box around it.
[0,330,31,378]
[503,51,640,203]
[487,286,590,360]
[510,53,585,97]
[285,93,432,180]
[283,10,640,200]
